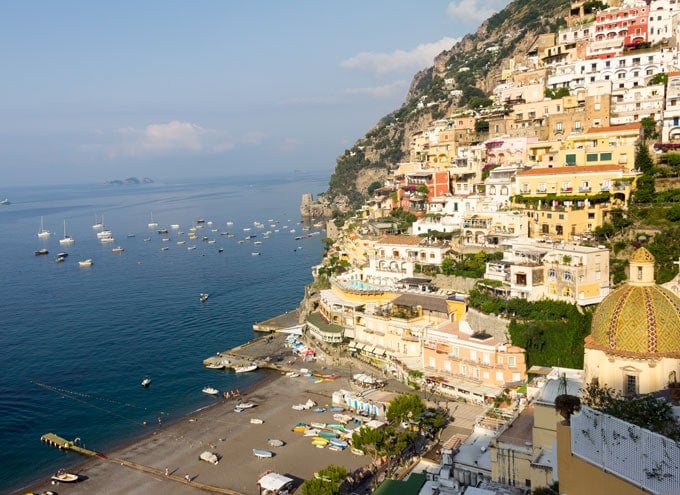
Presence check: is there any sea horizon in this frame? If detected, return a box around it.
[0,171,327,493]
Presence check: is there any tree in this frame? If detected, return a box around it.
[635,142,654,173]
[640,117,658,142]
[386,393,426,424]
[632,175,655,204]
[367,181,383,196]
[475,119,489,133]
[300,465,348,495]
[649,72,668,86]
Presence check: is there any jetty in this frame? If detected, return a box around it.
[252,308,301,332]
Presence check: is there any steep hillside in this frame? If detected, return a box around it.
[326,0,569,209]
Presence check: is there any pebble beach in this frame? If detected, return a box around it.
[19,333,377,495]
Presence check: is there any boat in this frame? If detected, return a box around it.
[250,418,264,424]
[78,259,93,267]
[92,214,103,230]
[37,216,51,239]
[127,233,135,238]
[328,406,345,412]
[200,293,209,303]
[34,248,49,256]
[329,438,348,449]
[141,376,151,387]
[313,407,326,413]
[148,212,158,229]
[267,438,284,447]
[112,246,124,253]
[234,364,257,373]
[0,198,10,205]
[252,449,273,458]
[251,252,261,256]
[59,220,75,245]
[204,362,224,370]
[236,402,256,409]
[199,451,219,465]
[171,224,180,230]
[311,437,329,446]
[51,470,79,483]
[99,236,114,243]
[202,386,219,395]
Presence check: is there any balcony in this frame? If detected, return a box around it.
[578,186,591,193]
[561,187,573,193]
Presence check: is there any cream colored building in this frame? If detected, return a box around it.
[560,123,640,172]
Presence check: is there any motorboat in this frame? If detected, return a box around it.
[34,248,49,256]
[234,364,257,373]
[202,386,219,395]
[141,376,151,387]
[51,470,79,483]
[78,259,94,267]
[200,293,209,303]
[0,198,10,205]
[204,362,224,369]
[250,418,264,424]
[236,402,255,409]
[267,438,284,447]
[252,449,273,458]
[112,246,124,253]
[251,252,261,256]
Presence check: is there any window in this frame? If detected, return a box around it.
[548,268,557,280]
[496,371,504,382]
[566,153,576,165]
[460,364,467,376]
[564,271,573,281]
[625,374,637,396]
[508,356,516,368]
[600,152,612,160]
[470,350,477,362]
[586,153,598,162]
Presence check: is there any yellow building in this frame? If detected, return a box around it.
[514,164,634,241]
[560,123,640,172]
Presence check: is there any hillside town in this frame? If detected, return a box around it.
[299,1,680,494]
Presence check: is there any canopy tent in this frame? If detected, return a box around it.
[257,472,294,493]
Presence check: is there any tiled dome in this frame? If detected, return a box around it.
[587,248,680,357]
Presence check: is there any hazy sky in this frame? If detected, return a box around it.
[0,1,510,187]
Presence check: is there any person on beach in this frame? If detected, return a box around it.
[184,474,191,481]
[165,467,169,476]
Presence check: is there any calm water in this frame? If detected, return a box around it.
[0,172,327,493]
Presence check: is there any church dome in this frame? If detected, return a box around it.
[586,247,680,358]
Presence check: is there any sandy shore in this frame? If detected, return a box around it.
[20,367,373,495]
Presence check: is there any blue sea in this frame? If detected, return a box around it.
[0,172,327,494]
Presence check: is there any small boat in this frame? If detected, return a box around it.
[187,245,197,251]
[329,406,345,412]
[202,386,219,395]
[100,236,114,243]
[200,293,209,303]
[267,438,284,447]
[112,246,124,253]
[141,376,151,387]
[251,252,261,256]
[329,438,348,449]
[171,224,180,230]
[37,216,51,239]
[78,259,93,267]
[59,220,75,245]
[218,248,224,253]
[199,450,219,465]
[250,418,264,424]
[313,407,326,413]
[204,362,224,370]
[127,233,136,238]
[177,240,186,245]
[311,437,329,446]
[252,449,273,458]
[51,470,79,483]
[236,402,256,409]
[234,364,257,373]
[161,246,169,251]
[0,198,10,205]
[148,213,158,229]
[350,447,365,456]
[34,248,49,256]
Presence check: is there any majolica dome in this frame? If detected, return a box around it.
[586,248,680,357]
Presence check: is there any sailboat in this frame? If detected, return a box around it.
[148,212,158,229]
[92,213,103,230]
[37,216,51,239]
[59,220,75,245]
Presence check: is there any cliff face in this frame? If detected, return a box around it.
[311,0,568,214]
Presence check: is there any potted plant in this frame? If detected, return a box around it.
[554,394,581,423]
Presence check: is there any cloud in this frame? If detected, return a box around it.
[79,121,264,159]
[342,80,409,99]
[340,37,459,76]
[446,0,510,25]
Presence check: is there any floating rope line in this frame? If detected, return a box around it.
[32,381,167,426]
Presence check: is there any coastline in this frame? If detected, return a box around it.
[17,333,374,495]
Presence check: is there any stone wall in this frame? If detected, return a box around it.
[463,307,510,342]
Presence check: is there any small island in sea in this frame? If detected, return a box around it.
[102,177,154,186]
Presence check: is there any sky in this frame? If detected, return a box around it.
[0,0,511,187]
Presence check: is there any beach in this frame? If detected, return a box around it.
[19,335,377,495]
